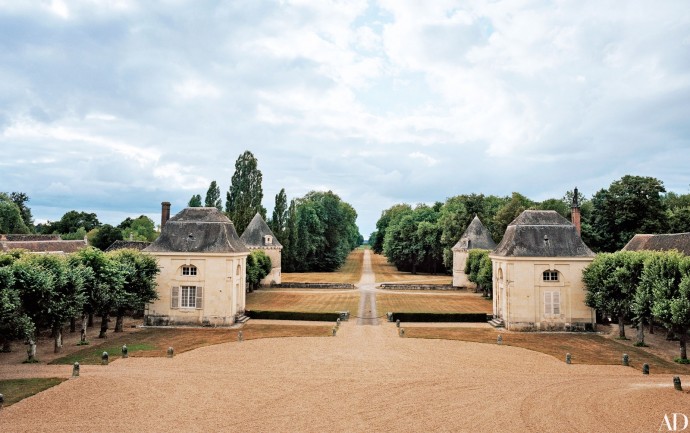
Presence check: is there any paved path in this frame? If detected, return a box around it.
[355,249,380,326]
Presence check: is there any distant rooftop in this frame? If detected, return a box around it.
[452,215,496,251]
[623,233,690,256]
[240,213,282,249]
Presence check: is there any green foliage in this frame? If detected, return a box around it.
[492,192,534,241]
[246,250,271,290]
[0,193,30,234]
[269,188,288,242]
[0,266,35,349]
[69,247,125,319]
[465,249,492,295]
[225,150,267,234]
[282,191,360,272]
[204,180,222,210]
[371,204,412,255]
[42,210,100,235]
[536,198,569,217]
[9,192,33,231]
[121,216,157,242]
[91,224,124,250]
[188,194,202,207]
[383,204,441,274]
[590,175,667,252]
[106,248,159,311]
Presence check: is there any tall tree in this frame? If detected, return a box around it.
[91,224,124,250]
[43,210,100,235]
[270,188,288,241]
[0,193,30,234]
[9,192,34,231]
[0,265,35,352]
[121,216,157,242]
[492,192,533,241]
[225,151,266,234]
[107,249,159,332]
[590,175,667,252]
[204,181,222,210]
[188,194,202,207]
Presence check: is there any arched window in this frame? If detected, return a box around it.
[543,270,559,282]
[181,265,197,276]
[236,264,241,276]
[497,268,504,281]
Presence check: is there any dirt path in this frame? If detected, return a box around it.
[1,249,689,432]
[356,249,380,326]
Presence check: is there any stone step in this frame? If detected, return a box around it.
[488,318,504,328]
[235,314,250,324]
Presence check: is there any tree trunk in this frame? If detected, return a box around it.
[680,333,688,361]
[649,319,654,335]
[666,328,676,340]
[1,340,11,352]
[636,319,645,345]
[70,317,76,333]
[80,314,88,343]
[87,313,94,327]
[99,314,109,338]
[114,312,124,333]
[411,263,417,275]
[53,327,63,353]
[617,315,626,339]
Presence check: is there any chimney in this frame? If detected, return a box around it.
[571,187,581,236]
[161,202,171,228]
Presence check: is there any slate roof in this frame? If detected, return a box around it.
[492,210,594,258]
[622,233,690,256]
[144,207,249,254]
[240,213,282,249]
[3,234,61,241]
[0,238,88,254]
[105,240,152,252]
[452,215,497,251]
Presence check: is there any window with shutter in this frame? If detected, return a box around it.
[196,286,203,310]
[171,286,179,309]
[544,292,552,315]
[553,291,561,315]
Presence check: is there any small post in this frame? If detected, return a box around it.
[238,331,243,342]
[121,344,128,358]
[622,354,629,366]
[642,364,649,375]
[396,319,400,328]
[167,347,174,358]
[566,353,571,364]
[497,335,503,345]
[101,351,109,365]
[26,339,37,362]
[332,327,337,336]
[72,362,80,377]
[673,376,683,391]
[399,328,405,337]
[336,318,341,327]
[0,393,4,410]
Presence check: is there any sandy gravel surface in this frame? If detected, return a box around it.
[2,250,688,432]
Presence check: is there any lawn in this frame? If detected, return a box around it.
[371,252,452,284]
[0,378,67,407]
[405,327,690,374]
[377,292,492,314]
[281,249,363,284]
[246,290,360,314]
[51,323,332,365]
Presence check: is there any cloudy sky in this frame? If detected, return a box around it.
[2,0,689,236]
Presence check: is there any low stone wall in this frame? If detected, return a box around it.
[378,284,458,291]
[265,282,355,289]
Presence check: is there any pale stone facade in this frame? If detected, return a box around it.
[240,213,282,285]
[452,216,496,288]
[144,207,249,326]
[490,210,596,331]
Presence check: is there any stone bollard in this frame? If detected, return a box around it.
[122,344,128,358]
[336,318,341,327]
[26,340,37,362]
[387,312,393,322]
[396,319,400,328]
[0,393,4,410]
[332,327,337,336]
[399,328,405,337]
[72,362,80,377]
[642,364,649,375]
[167,347,174,358]
[566,353,571,364]
[238,331,243,342]
[622,354,629,366]
[101,351,109,365]
[497,335,503,345]
[673,376,683,391]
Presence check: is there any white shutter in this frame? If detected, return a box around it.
[195,286,203,310]
[544,292,552,315]
[171,286,179,309]
[553,291,561,315]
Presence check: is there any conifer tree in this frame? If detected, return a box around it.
[225,151,266,234]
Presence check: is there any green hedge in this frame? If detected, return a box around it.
[246,310,341,322]
[390,312,489,323]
